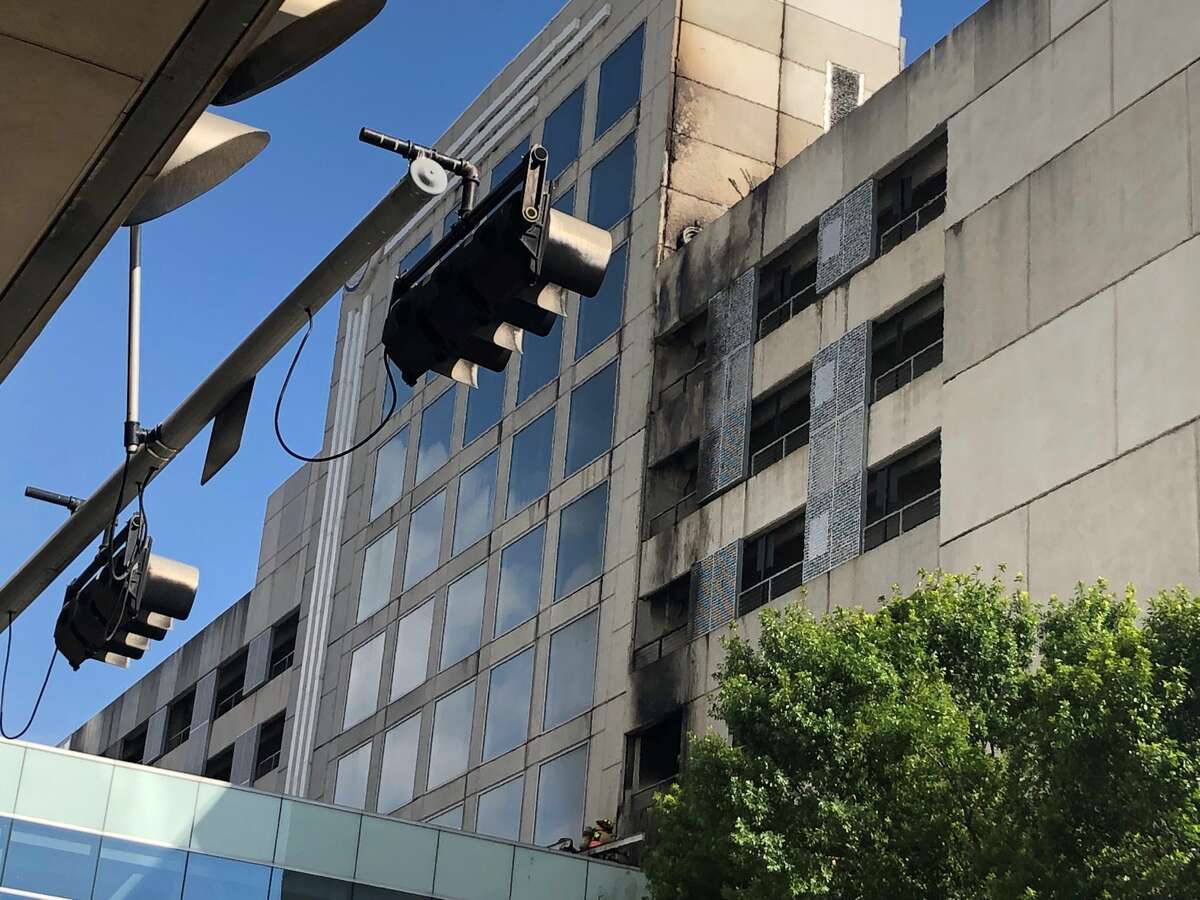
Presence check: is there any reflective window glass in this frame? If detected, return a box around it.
[453,451,498,555]
[555,483,609,599]
[403,490,446,589]
[333,742,371,809]
[595,25,645,137]
[382,358,413,413]
[343,632,385,730]
[507,409,555,517]
[391,600,434,701]
[544,612,599,729]
[377,713,421,813]
[93,837,186,900]
[429,680,476,788]
[517,317,561,404]
[443,207,458,237]
[0,817,8,874]
[465,369,504,445]
[182,853,272,900]
[426,805,464,829]
[270,867,353,899]
[587,132,636,231]
[1,819,100,898]
[476,777,524,840]
[534,745,588,846]
[495,525,545,637]
[493,136,531,188]
[415,389,455,483]
[565,362,617,476]
[441,564,487,670]
[552,185,576,215]
[369,427,408,521]
[358,528,397,622]
[398,233,432,276]
[542,85,585,181]
[576,243,628,359]
[483,647,534,761]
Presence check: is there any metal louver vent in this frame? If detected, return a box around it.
[828,64,863,130]
[692,542,741,637]
[804,321,872,582]
[816,180,876,296]
[697,269,756,500]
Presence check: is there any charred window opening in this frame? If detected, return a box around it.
[876,132,947,255]
[119,723,146,764]
[644,442,699,539]
[864,436,941,551]
[740,511,806,617]
[756,230,818,340]
[214,651,248,719]
[749,371,811,476]
[268,611,299,681]
[872,286,944,402]
[654,312,708,407]
[204,744,233,783]
[164,690,194,753]
[255,713,286,780]
[633,575,691,669]
[623,710,685,837]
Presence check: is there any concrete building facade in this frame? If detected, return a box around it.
[68,0,1200,875]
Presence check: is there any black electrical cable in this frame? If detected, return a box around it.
[0,612,58,741]
[274,308,399,464]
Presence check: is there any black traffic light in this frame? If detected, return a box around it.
[54,515,199,670]
[382,144,613,386]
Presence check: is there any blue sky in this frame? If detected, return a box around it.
[0,0,985,746]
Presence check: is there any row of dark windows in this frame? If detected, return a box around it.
[203,712,286,784]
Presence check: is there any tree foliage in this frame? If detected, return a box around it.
[644,572,1200,899]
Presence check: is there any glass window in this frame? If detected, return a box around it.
[517,317,561,404]
[864,437,942,551]
[403,490,446,590]
[443,206,458,237]
[534,745,588,846]
[429,681,476,788]
[483,647,534,761]
[426,805,464,829]
[370,427,409,521]
[595,25,645,137]
[587,132,636,231]
[492,136,531,188]
[391,600,434,700]
[495,525,545,637]
[476,777,524,840]
[1,819,100,898]
[453,451,498,555]
[507,409,555,517]
[358,527,397,622]
[576,243,627,359]
[343,632,385,730]
[441,564,487,670]
[0,816,8,874]
[543,85,585,181]
[382,357,413,414]
[465,369,504,445]
[544,612,599,730]
[398,232,432,277]
[565,361,617,476]
[415,389,455,483]
[270,867,353,899]
[333,742,371,809]
[740,512,806,618]
[552,185,576,215]
[377,713,422,814]
[555,483,609,599]
[93,837,186,899]
[182,853,272,900]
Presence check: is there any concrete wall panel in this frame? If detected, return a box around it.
[1028,428,1200,600]
[972,0,1052,93]
[1051,0,1105,39]
[1190,63,1200,234]
[866,372,942,468]
[669,136,774,208]
[939,506,1029,579]
[828,519,940,613]
[674,77,778,164]
[783,7,901,92]
[779,59,827,126]
[941,289,1117,540]
[680,0,784,55]
[762,130,844,260]
[676,22,780,109]
[906,20,977,145]
[783,0,901,48]
[847,213,945,332]
[840,74,910,190]
[1113,0,1200,111]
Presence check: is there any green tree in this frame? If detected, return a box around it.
[644,572,1200,899]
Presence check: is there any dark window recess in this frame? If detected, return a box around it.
[255,714,286,780]
[595,24,645,138]
[756,231,818,340]
[119,724,146,764]
[740,512,805,617]
[622,710,684,838]
[643,443,698,540]
[871,287,944,402]
[876,133,947,255]
[749,372,811,476]
[653,313,707,408]
[164,691,194,753]
[204,745,234,783]
[632,576,691,670]
[268,612,299,681]
[864,436,941,552]
[214,652,248,718]
[397,232,432,277]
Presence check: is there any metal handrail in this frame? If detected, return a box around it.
[632,623,690,670]
[214,689,244,718]
[872,340,943,402]
[864,488,941,550]
[254,750,281,781]
[268,650,295,680]
[750,420,810,476]
[757,280,818,340]
[737,559,805,617]
[164,725,190,753]
[645,491,697,539]
[656,359,706,408]
[879,191,947,255]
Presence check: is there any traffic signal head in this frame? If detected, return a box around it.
[382,145,613,386]
[54,515,199,670]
